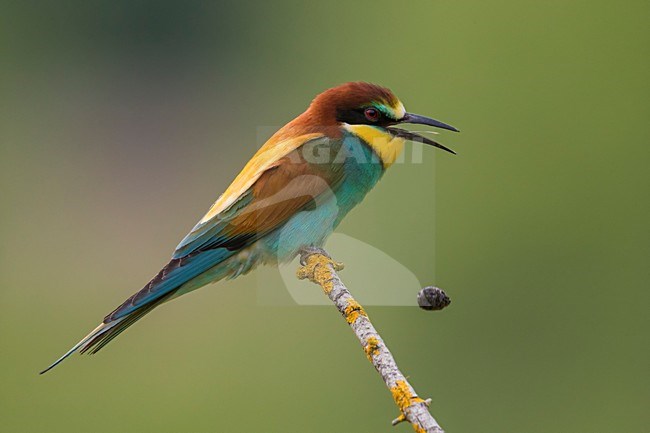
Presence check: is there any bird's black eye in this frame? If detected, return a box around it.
[364,107,380,122]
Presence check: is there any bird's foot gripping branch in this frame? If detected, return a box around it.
[297,247,446,433]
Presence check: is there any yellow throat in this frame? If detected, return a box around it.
[343,124,406,168]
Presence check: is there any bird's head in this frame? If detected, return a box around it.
[307,82,459,166]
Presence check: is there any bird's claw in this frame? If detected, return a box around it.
[296,247,344,289]
[299,246,330,266]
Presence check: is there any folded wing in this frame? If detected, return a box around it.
[41,134,346,371]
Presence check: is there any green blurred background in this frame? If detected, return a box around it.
[1,1,648,432]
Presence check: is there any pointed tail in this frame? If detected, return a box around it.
[39,321,120,374]
[40,249,233,374]
[39,290,173,374]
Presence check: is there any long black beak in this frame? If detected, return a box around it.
[400,112,460,132]
[387,112,459,155]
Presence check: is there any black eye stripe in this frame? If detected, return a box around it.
[336,107,394,127]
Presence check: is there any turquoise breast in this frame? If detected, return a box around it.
[262,133,385,261]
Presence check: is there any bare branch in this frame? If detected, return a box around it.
[297,247,447,433]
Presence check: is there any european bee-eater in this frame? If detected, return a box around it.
[41,82,458,373]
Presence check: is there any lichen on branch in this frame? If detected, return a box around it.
[297,247,446,433]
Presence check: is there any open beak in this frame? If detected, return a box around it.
[387,112,459,155]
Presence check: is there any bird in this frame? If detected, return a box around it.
[40,81,458,374]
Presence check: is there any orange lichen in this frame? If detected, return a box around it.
[296,253,344,294]
[364,336,381,361]
[391,380,429,432]
[412,424,427,433]
[391,380,425,413]
[343,299,367,324]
